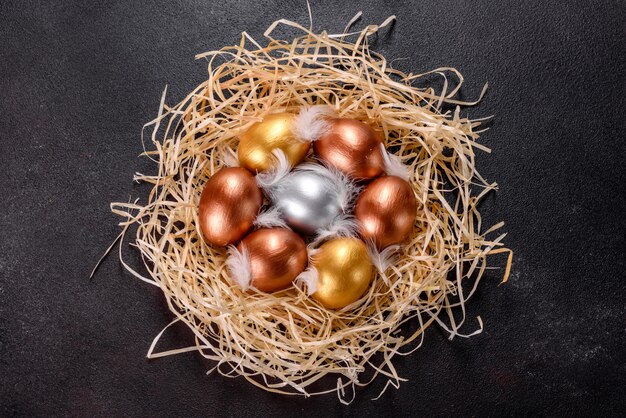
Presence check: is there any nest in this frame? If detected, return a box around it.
[106,14,511,402]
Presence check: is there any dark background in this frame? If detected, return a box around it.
[1,0,625,416]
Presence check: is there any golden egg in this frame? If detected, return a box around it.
[238,112,310,172]
[310,237,374,309]
[313,118,385,179]
[354,176,417,249]
[198,167,263,246]
[238,228,308,293]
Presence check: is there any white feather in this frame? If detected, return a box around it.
[366,241,401,286]
[226,245,252,290]
[306,246,320,259]
[291,106,335,143]
[255,149,292,190]
[253,206,288,229]
[367,242,401,273]
[222,147,239,167]
[381,143,411,181]
[311,214,359,246]
[295,267,319,296]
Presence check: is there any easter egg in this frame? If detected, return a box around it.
[238,112,310,172]
[236,228,308,293]
[313,118,385,180]
[198,167,263,246]
[267,165,346,235]
[310,237,373,309]
[354,176,417,249]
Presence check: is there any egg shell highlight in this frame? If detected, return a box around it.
[310,237,374,309]
[313,118,385,180]
[355,176,417,249]
[238,228,308,293]
[238,112,310,172]
[198,167,263,246]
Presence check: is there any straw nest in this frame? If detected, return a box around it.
[107,14,511,402]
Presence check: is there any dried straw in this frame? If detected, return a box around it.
[107,14,512,402]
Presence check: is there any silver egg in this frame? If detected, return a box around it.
[269,166,344,235]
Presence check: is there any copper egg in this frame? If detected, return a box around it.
[354,176,417,249]
[313,118,385,180]
[238,228,308,293]
[198,167,263,246]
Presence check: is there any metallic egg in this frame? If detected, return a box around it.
[354,176,417,249]
[313,118,385,179]
[238,228,308,293]
[198,167,263,246]
[238,112,311,172]
[311,237,374,309]
[269,168,344,235]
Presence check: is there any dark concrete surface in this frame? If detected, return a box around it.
[1,0,625,416]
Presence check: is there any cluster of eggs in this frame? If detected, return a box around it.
[198,107,418,309]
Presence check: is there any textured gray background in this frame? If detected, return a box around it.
[1,0,625,416]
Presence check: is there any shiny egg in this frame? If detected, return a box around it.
[354,176,417,249]
[198,167,263,246]
[238,112,310,172]
[268,166,345,235]
[313,118,385,180]
[310,237,374,309]
[238,228,308,293]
